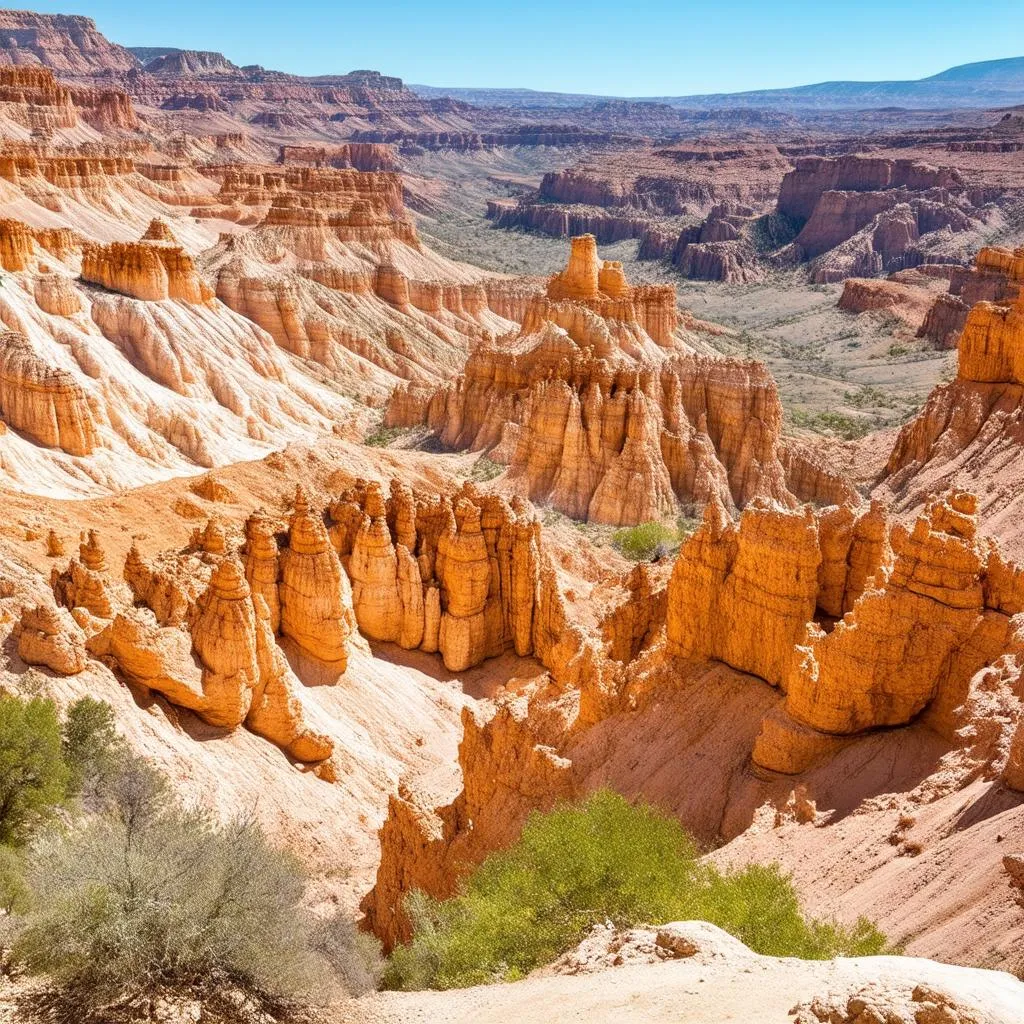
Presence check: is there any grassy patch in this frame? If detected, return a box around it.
[790,409,872,440]
[363,424,409,448]
[383,791,892,990]
[611,518,698,561]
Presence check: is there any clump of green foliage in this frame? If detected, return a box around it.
[384,790,892,991]
[0,694,381,1014]
[363,424,408,448]
[790,409,872,440]
[611,517,697,561]
[0,695,69,845]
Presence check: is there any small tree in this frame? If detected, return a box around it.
[61,697,124,804]
[14,756,370,1012]
[0,695,68,845]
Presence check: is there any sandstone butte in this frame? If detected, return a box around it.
[386,234,807,525]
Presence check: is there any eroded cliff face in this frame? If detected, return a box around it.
[879,250,1024,545]
[386,235,794,525]
[366,488,1024,952]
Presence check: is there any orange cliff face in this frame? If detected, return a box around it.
[878,246,1024,549]
[386,234,795,525]
[82,240,214,302]
[0,66,138,139]
[365,488,1024,953]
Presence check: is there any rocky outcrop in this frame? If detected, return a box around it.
[17,603,87,674]
[666,498,821,688]
[0,11,139,74]
[882,262,1024,501]
[386,236,792,525]
[775,156,985,281]
[754,492,1024,772]
[329,478,592,679]
[917,246,1024,349]
[81,241,214,303]
[777,156,964,224]
[279,488,356,671]
[0,332,98,455]
[102,552,333,764]
[278,143,399,173]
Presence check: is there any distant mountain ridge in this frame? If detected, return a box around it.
[412,56,1024,111]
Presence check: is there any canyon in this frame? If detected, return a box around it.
[0,9,1021,1024]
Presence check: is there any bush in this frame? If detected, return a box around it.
[363,424,407,448]
[0,844,29,914]
[0,695,68,845]
[61,697,124,804]
[13,758,365,1012]
[468,456,504,483]
[384,790,892,990]
[611,521,680,561]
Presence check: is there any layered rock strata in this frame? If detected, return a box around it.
[386,236,793,525]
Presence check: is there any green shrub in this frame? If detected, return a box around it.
[611,521,680,561]
[0,695,68,845]
[363,424,407,448]
[384,791,892,990]
[61,697,124,803]
[0,844,29,914]
[13,758,363,1011]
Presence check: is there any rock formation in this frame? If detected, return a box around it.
[329,477,591,679]
[0,332,99,455]
[81,241,214,303]
[880,257,1024,531]
[279,488,356,670]
[774,156,988,282]
[917,246,1024,349]
[17,603,87,674]
[387,236,794,524]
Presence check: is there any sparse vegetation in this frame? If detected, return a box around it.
[0,700,377,1016]
[468,455,504,482]
[384,791,892,990]
[11,753,376,1015]
[790,409,872,440]
[611,517,697,561]
[363,423,408,448]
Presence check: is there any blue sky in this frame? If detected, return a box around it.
[32,0,1024,95]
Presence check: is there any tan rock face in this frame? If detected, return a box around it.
[882,250,1024,510]
[17,603,87,675]
[0,332,98,455]
[330,478,586,680]
[387,238,793,526]
[101,537,332,763]
[81,241,214,303]
[666,497,820,687]
[279,488,356,670]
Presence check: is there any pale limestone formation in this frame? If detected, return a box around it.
[666,497,820,688]
[101,555,332,764]
[752,492,1024,772]
[243,511,281,634]
[386,260,793,526]
[17,603,87,675]
[330,479,564,676]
